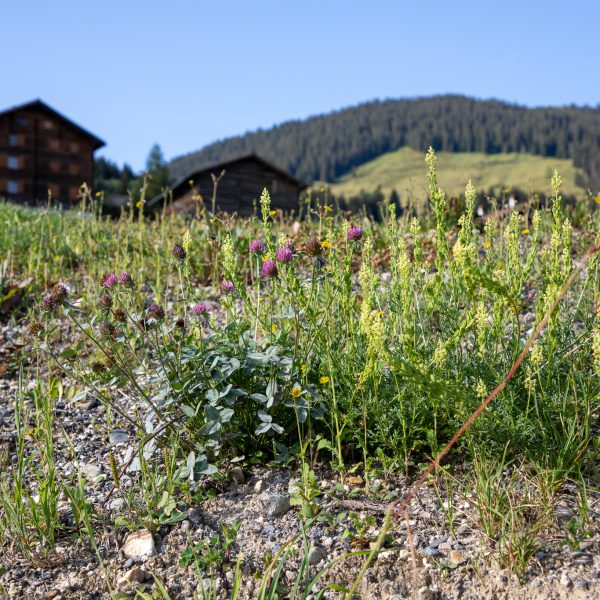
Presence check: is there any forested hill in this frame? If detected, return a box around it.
[169,95,600,189]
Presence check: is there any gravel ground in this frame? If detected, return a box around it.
[1,319,599,600]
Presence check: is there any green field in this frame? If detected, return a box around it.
[322,147,588,199]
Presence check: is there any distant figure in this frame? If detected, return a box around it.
[508,196,516,209]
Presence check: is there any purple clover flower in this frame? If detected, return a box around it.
[276,246,293,263]
[102,272,118,288]
[347,226,363,241]
[191,303,207,315]
[250,239,265,254]
[262,259,278,279]
[220,280,235,294]
[119,272,134,287]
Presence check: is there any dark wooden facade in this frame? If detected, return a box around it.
[148,154,307,216]
[0,99,104,205]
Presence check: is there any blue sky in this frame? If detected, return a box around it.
[1,0,599,171]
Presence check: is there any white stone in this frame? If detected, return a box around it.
[122,529,156,561]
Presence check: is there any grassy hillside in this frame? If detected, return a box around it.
[323,147,588,200]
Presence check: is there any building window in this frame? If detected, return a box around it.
[16,116,27,127]
[48,139,60,151]
[49,160,61,172]
[69,186,80,201]
[69,141,80,153]
[68,163,79,175]
[8,134,18,146]
[7,156,20,170]
[43,119,54,130]
[7,180,19,194]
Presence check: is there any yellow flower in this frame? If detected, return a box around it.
[270,210,277,217]
[484,241,491,249]
[595,195,600,205]
[135,201,142,208]
[324,205,332,213]
[522,229,530,235]
[262,254,271,262]
[300,363,307,372]
[291,384,301,398]
[498,261,505,269]
[271,323,278,333]
[95,191,101,198]
[319,375,330,385]
[321,240,331,248]
[188,179,194,186]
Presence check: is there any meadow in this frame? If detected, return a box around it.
[0,150,599,599]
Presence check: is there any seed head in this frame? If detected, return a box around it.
[147,304,165,320]
[262,259,278,278]
[172,243,186,261]
[250,239,265,254]
[175,318,186,329]
[29,320,43,336]
[97,293,113,309]
[347,226,363,241]
[99,321,116,339]
[276,246,293,263]
[114,308,127,322]
[302,238,323,258]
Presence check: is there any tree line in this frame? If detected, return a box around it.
[168,95,600,190]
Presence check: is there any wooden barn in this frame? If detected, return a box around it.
[147,154,307,216]
[0,99,105,205]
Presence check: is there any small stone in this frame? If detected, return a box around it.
[559,573,572,588]
[430,535,448,548]
[260,493,291,518]
[425,547,440,557]
[252,479,264,494]
[109,498,125,512]
[230,466,245,485]
[308,545,327,565]
[449,550,464,564]
[118,566,147,585]
[81,463,101,479]
[574,579,589,590]
[288,478,302,495]
[418,586,434,600]
[437,541,452,553]
[109,428,129,445]
[122,529,156,561]
[188,507,203,525]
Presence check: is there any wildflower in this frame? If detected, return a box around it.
[324,205,332,213]
[172,243,186,261]
[40,295,55,312]
[220,280,235,294]
[300,363,307,372]
[147,304,165,320]
[175,318,186,329]
[319,375,330,385]
[595,195,600,205]
[276,246,293,263]
[97,293,113,309]
[302,238,324,258]
[269,210,277,217]
[102,272,118,288]
[522,229,530,235]
[291,384,302,398]
[347,226,363,241]
[321,240,331,248]
[250,239,265,254]
[262,259,278,278]
[191,303,207,315]
[119,272,134,287]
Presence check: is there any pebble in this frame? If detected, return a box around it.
[109,428,129,445]
[188,507,203,525]
[121,529,156,561]
[118,566,148,585]
[308,545,327,565]
[252,479,264,494]
[418,585,435,600]
[230,466,245,485]
[80,463,101,479]
[259,493,291,517]
[559,572,572,588]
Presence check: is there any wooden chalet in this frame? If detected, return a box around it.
[147,154,307,216]
[0,99,105,205]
